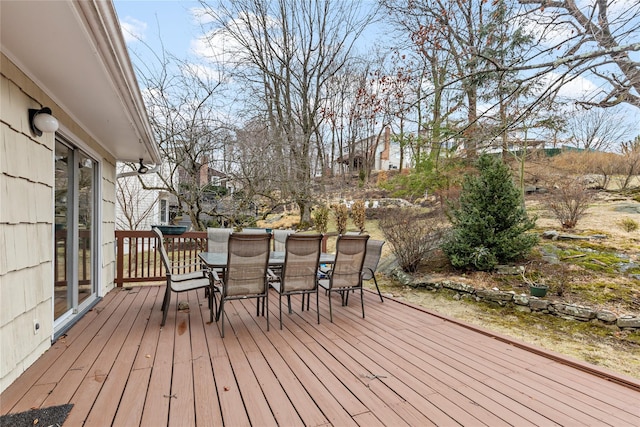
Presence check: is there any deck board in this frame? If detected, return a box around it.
[2,286,639,427]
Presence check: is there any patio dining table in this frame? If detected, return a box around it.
[198,251,335,269]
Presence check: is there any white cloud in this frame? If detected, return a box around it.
[120,17,147,44]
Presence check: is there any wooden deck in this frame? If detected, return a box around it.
[2,286,639,426]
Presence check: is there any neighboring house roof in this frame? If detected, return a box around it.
[0,0,160,164]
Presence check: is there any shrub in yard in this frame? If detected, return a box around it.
[332,203,349,235]
[379,208,447,272]
[544,177,594,229]
[441,154,538,271]
[312,205,329,234]
[619,217,639,233]
[351,200,366,233]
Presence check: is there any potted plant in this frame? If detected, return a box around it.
[521,271,548,297]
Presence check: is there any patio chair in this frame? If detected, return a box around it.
[362,239,385,303]
[205,227,233,295]
[211,232,271,337]
[272,229,295,252]
[207,227,233,253]
[318,234,369,322]
[268,234,323,329]
[152,227,213,327]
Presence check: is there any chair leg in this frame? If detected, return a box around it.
[208,286,214,323]
[373,275,384,302]
[287,295,292,314]
[265,292,269,332]
[220,299,225,338]
[360,286,365,318]
[161,287,171,326]
[161,284,170,312]
[328,290,333,322]
[315,289,320,324]
[279,294,283,330]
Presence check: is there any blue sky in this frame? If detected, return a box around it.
[114,1,201,61]
[114,0,639,144]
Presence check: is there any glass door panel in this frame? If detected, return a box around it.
[54,142,72,320]
[54,139,98,329]
[77,152,95,306]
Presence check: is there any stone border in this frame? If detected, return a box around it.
[391,269,640,331]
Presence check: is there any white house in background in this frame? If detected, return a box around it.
[0,1,160,393]
[115,162,170,231]
[115,154,232,232]
[336,127,414,172]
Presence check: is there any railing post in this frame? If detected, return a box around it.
[116,231,124,287]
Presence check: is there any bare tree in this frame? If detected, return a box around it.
[133,49,229,230]
[566,106,635,151]
[196,0,376,224]
[617,136,640,189]
[515,0,640,109]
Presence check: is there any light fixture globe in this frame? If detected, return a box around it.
[138,158,149,174]
[29,107,59,136]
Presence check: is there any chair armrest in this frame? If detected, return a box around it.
[209,269,221,283]
[267,268,279,282]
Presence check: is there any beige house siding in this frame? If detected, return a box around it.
[0,54,118,391]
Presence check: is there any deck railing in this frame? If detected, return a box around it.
[115,230,207,286]
[114,230,337,287]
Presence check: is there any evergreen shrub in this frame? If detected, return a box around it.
[441,154,538,271]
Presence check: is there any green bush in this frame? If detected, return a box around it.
[441,154,538,271]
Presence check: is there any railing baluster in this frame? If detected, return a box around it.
[115,230,206,286]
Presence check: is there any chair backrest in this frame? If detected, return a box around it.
[224,233,271,297]
[152,227,172,273]
[361,239,385,281]
[331,234,369,289]
[280,234,322,292]
[207,227,233,253]
[272,229,295,252]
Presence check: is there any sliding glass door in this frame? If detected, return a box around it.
[54,139,98,334]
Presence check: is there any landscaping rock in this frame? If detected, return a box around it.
[542,230,560,240]
[441,281,476,294]
[529,299,551,311]
[617,316,640,328]
[596,310,618,323]
[476,289,514,303]
[513,294,529,306]
[554,304,596,321]
[495,265,523,275]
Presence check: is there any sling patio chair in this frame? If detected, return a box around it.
[268,233,323,329]
[207,227,233,253]
[205,227,233,294]
[211,232,272,337]
[153,227,213,326]
[318,234,369,322]
[342,239,386,304]
[362,239,385,303]
[272,229,295,252]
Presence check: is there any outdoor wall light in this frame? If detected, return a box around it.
[138,158,149,174]
[29,107,59,136]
